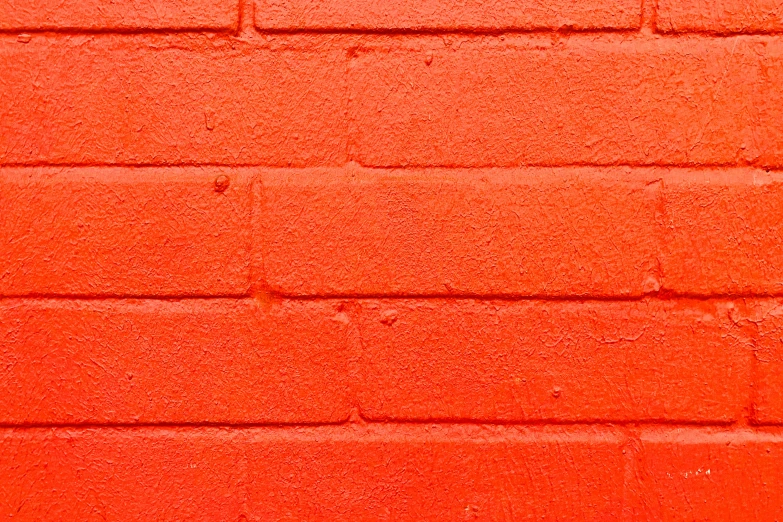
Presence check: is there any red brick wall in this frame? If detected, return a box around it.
[1,1,783,520]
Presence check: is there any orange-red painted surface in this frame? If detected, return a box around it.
[1,0,783,520]
[657,0,783,33]
[0,0,238,31]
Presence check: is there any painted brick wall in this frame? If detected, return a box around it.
[1,1,782,520]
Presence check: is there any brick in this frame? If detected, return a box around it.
[657,0,783,33]
[255,0,641,31]
[0,0,238,31]
[0,428,246,521]
[659,169,783,296]
[0,426,630,520]
[0,299,354,424]
[348,36,782,168]
[743,299,783,424]
[0,36,347,166]
[0,167,251,296]
[244,425,628,520]
[255,167,661,297]
[754,37,783,167]
[355,299,751,422]
[639,428,783,520]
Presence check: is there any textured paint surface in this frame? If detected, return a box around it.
[0,299,354,424]
[254,167,661,296]
[254,167,783,296]
[2,0,783,520]
[0,37,347,166]
[748,299,783,423]
[0,0,238,30]
[348,37,782,168]
[659,169,783,295]
[354,299,751,422]
[0,426,629,520]
[254,0,641,31]
[0,167,252,296]
[657,0,783,33]
[2,36,782,167]
[639,429,783,519]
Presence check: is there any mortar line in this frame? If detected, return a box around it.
[0,419,767,430]
[3,27,783,37]
[1,162,780,171]
[2,293,783,302]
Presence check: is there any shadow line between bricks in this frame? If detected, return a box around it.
[4,26,783,38]
[4,292,783,302]
[0,418,769,430]
[1,161,781,171]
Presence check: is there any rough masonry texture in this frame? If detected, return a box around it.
[1,0,783,520]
